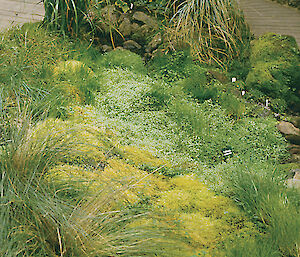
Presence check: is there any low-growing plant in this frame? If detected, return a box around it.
[246,33,300,112]
[96,49,147,73]
[148,50,205,83]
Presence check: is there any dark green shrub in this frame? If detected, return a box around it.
[97,49,147,73]
[179,72,214,102]
[148,50,206,83]
[246,33,300,112]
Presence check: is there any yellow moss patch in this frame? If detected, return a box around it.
[121,145,170,169]
[154,175,257,255]
[53,60,94,77]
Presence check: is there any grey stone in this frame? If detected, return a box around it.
[132,11,158,29]
[146,32,162,53]
[119,17,132,37]
[123,40,142,51]
[101,5,119,25]
[287,172,300,189]
[101,45,113,52]
[277,121,300,136]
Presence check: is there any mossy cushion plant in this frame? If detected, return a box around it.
[246,33,300,112]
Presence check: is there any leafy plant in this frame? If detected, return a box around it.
[148,50,207,83]
[97,49,147,73]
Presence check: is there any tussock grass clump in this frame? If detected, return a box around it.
[211,162,300,256]
[43,0,90,35]
[0,100,171,256]
[167,0,251,66]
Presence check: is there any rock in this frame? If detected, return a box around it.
[288,144,300,154]
[101,5,119,25]
[132,25,152,43]
[123,40,142,51]
[290,154,300,162]
[115,46,125,51]
[101,45,113,52]
[119,17,132,37]
[131,23,140,31]
[132,11,158,29]
[287,171,300,189]
[290,116,300,128]
[277,121,300,136]
[146,33,162,53]
[286,134,300,145]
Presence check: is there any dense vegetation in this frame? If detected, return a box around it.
[271,0,300,8]
[1,0,300,255]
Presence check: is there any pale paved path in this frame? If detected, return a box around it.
[0,0,44,31]
[238,0,300,46]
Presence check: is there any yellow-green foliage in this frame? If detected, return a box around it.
[53,60,94,77]
[32,109,257,256]
[52,60,98,104]
[154,175,258,255]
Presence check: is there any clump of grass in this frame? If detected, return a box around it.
[96,49,147,74]
[43,0,90,35]
[223,162,300,256]
[167,0,251,67]
[0,95,173,256]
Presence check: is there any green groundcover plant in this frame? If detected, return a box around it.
[1,24,299,257]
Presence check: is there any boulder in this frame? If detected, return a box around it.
[288,144,300,154]
[119,17,132,37]
[123,40,142,51]
[132,11,158,29]
[101,5,119,25]
[101,45,113,52]
[277,121,300,136]
[132,24,153,43]
[146,33,162,53]
[290,116,300,128]
[287,171,300,189]
[131,23,140,31]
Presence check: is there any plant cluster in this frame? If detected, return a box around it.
[0,25,298,257]
[246,33,300,113]
[271,0,300,8]
[167,0,251,67]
